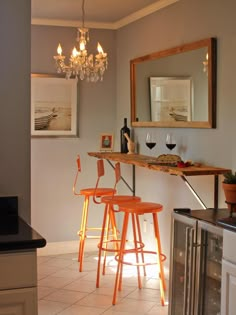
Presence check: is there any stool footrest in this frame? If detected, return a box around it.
[78,227,115,238]
[115,251,166,267]
[98,239,145,253]
[78,227,102,234]
[98,239,121,253]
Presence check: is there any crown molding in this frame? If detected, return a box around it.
[31,18,116,29]
[31,0,179,30]
[114,0,179,29]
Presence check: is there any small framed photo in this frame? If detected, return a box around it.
[100,133,114,151]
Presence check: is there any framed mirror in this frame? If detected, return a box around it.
[130,38,216,128]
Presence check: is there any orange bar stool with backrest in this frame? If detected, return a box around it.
[93,161,141,288]
[112,201,167,306]
[73,155,116,272]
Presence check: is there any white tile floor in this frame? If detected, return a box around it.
[37,251,169,315]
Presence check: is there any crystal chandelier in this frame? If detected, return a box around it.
[53,0,108,82]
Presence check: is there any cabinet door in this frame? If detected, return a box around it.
[221,259,236,315]
[168,215,197,315]
[0,250,37,290]
[197,229,222,315]
[0,287,37,315]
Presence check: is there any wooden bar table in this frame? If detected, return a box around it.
[88,152,230,209]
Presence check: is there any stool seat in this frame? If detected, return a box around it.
[80,188,115,197]
[101,195,141,205]
[119,202,163,214]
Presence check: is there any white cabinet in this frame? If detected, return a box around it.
[221,259,236,315]
[0,287,37,315]
[221,229,236,315]
[0,250,38,315]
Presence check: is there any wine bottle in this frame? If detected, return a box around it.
[120,118,130,153]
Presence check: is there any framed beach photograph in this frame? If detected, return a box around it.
[100,133,114,151]
[31,74,78,137]
[149,77,192,122]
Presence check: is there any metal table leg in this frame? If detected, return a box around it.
[180,176,207,209]
[181,175,219,209]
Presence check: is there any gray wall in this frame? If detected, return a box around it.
[116,0,236,262]
[31,26,117,241]
[0,1,31,222]
[31,0,236,266]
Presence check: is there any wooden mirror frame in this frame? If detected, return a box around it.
[130,38,217,128]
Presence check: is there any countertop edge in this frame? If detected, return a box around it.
[0,217,47,252]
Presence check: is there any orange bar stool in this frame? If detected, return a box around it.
[73,155,116,272]
[94,161,141,288]
[112,201,167,306]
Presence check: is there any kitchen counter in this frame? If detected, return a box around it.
[0,196,46,314]
[0,216,46,251]
[170,207,227,314]
[174,208,236,232]
[170,207,236,314]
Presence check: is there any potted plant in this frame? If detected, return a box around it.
[222,171,236,212]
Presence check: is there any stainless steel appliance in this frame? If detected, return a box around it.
[168,209,223,315]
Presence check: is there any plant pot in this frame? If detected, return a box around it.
[222,182,236,211]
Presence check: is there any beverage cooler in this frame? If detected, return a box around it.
[168,209,223,315]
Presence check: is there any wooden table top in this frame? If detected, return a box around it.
[88,152,230,177]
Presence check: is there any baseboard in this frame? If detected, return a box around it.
[37,239,98,256]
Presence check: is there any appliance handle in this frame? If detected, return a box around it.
[183,227,190,315]
[188,228,195,315]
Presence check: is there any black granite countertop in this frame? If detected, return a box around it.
[174,208,236,232]
[0,216,46,251]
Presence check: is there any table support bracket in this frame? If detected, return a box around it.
[180,175,219,209]
[106,160,135,196]
[214,175,219,210]
[180,176,207,209]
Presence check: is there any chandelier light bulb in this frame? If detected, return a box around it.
[97,42,104,54]
[57,44,62,56]
[79,41,86,51]
[72,47,78,57]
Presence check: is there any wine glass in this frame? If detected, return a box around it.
[145,132,156,150]
[166,133,176,152]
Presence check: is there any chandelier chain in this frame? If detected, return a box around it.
[82,0,85,28]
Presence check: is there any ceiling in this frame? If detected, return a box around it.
[31,0,178,29]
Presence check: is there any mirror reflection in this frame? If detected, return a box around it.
[130,38,216,128]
